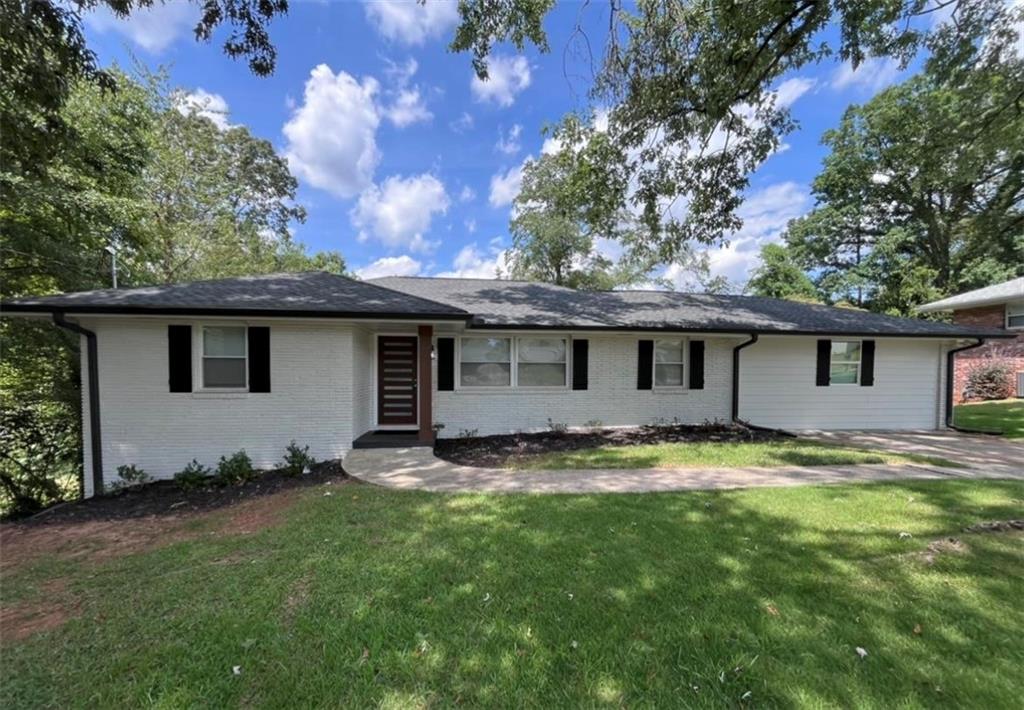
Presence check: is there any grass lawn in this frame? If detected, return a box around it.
[512,439,960,471]
[954,398,1024,438]
[3,479,1023,708]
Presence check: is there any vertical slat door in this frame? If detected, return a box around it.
[377,336,418,425]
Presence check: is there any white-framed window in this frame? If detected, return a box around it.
[457,336,570,388]
[654,338,686,387]
[459,337,512,387]
[1007,302,1024,330]
[202,325,248,389]
[829,340,861,384]
[517,337,568,387]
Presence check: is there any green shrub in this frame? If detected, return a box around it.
[174,460,212,490]
[112,464,150,491]
[281,440,316,476]
[965,360,1014,401]
[215,450,257,486]
[546,418,569,434]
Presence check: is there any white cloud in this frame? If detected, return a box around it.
[495,124,523,155]
[464,217,477,233]
[831,57,901,93]
[356,255,423,279]
[435,243,509,278]
[283,65,381,198]
[381,57,432,127]
[450,111,474,133]
[459,185,476,202]
[774,77,816,107]
[364,0,459,44]
[85,2,197,53]
[695,181,811,285]
[176,89,231,130]
[488,163,524,207]
[384,88,433,127]
[350,173,450,252]
[471,55,531,107]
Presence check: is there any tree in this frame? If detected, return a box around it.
[747,244,820,302]
[451,0,1023,261]
[1,0,288,178]
[783,60,1024,314]
[507,119,660,290]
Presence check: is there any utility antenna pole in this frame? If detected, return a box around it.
[105,236,121,289]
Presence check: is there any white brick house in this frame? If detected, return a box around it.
[3,272,1010,496]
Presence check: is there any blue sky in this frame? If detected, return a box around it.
[82,0,912,288]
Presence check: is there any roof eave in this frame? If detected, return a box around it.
[0,304,472,320]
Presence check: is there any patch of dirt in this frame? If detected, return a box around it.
[0,461,349,574]
[0,578,80,643]
[434,423,784,468]
[922,537,968,565]
[282,572,313,627]
[963,520,1024,534]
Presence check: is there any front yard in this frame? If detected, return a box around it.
[2,477,1022,707]
[954,398,1024,438]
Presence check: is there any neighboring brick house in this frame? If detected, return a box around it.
[919,277,1024,403]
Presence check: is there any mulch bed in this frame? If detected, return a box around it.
[434,423,784,468]
[9,460,348,526]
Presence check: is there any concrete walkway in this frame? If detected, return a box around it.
[342,442,1020,495]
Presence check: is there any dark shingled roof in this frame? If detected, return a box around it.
[1,272,470,319]
[370,277,1012,338]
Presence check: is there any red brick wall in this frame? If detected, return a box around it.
[952,305,1024,403]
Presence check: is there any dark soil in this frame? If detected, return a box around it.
[10,460,348,526]
[963,520,1024,534]
[434,423,784,468]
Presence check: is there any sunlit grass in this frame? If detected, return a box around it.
[2,480,1022,708]
[954,399,1024,438]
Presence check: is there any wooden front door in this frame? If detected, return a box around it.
[377,336,418,425]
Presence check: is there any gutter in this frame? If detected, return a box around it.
[944,338,1000,434]
[52,313,104,496]
[731,334,759,422]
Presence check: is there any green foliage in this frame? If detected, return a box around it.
[747,244,820,302]
[964,361,1015,402]
[783,61,1024,314]
[452,0,1022,263]
[0,399,79,517]
[174,460,213,490]
[281,441,316,477]
[215,450,257,486]
[114,464,150,489]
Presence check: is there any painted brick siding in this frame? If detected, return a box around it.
[81,318,357,494]
[433,335,737,436]
[351,326,374,440]
[951,305,1024,403]
[738,337,944,429]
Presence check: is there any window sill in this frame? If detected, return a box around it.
[652,387,690,394]
[191,391,250,399]
[451,387,571,394]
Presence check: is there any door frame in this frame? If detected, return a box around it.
[372,333,420,430]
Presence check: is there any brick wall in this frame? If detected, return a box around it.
[952,305,1024,403]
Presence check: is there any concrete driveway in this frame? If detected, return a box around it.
[804,430,1024,475]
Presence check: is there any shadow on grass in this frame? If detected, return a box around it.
[2,480,1022,708]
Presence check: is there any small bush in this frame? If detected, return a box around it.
[282,440,316,477]
[174,460,212,490]
[112,464,150,491]
[546,418,569,434]
[583,419,604,429]
[215,450,257,486]
[964,361,1014,401]
[457,428,479,439]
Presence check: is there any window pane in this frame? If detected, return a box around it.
[830,363,859,384]
[1008,314,1024,328]
[518,338,566,363]
[461,337,511,363]
[204,326,246,357]
[655,339,685,363]
[830,341,861,361]
[460,362,511,386]
[204,358,246,388]
[655,364,685,386]
[518,362,566,386]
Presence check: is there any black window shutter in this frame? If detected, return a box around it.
[572,339,589,390]
[860,340,875,387]
[816,339,831,387]
[437,337,455,391]
[168,325,192,392]
[689,340,705,390]
[248,327,271,393]
[637,340,654,390]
